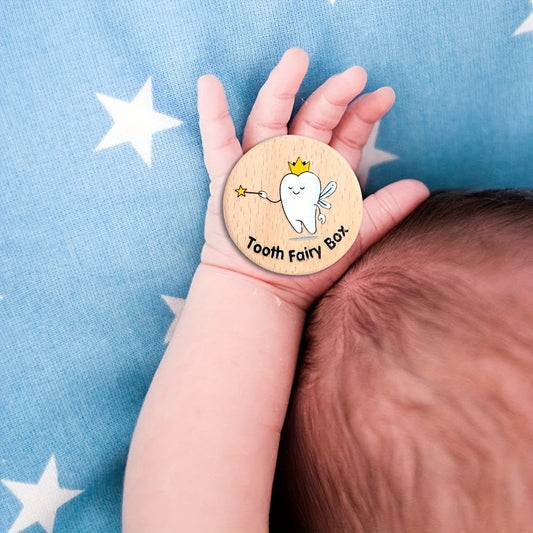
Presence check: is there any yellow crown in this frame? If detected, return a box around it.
[288,157,310,176]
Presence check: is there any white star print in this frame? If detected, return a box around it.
[162,295,186,344]
[96,78,182,166]
[514,1,533,35]
[357,120,399,190]
[2,455,83,533]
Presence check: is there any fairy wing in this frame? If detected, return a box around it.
[320,181,337,199]
[318,181,337,208]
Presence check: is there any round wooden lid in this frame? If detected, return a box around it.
[223,135,363,275]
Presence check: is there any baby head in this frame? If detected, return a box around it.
[272,190,533,532]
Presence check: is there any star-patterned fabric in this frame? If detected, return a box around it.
[1,1,532,531]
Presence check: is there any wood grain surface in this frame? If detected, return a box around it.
[223,135,362,275]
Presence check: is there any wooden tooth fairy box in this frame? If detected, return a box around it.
[223,135,363,275]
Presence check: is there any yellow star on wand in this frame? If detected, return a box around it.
[235,185,247,197]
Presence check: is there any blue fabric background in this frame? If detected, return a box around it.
[1,1,531,531]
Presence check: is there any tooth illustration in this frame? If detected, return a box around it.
[240,157,337,234]
[280,169,321,233]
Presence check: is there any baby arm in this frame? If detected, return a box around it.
[122,48,429,532]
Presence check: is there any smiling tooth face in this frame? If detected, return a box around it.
[280,171,321,233]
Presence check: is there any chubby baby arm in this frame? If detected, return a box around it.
[122,48,429,532]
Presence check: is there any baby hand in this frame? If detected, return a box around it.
[197,48,428,310]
